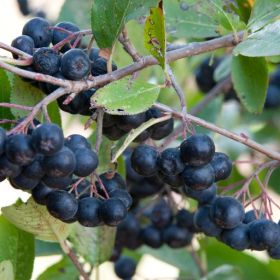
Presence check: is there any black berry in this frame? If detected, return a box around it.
[114,256,136,280]
[210,152,232,181]
[11,35,34,58]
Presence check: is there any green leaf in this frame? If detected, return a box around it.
[47,102,62,127]
[2,198,72,242]
[91,0,157,48]
[37,256,78,280]
[202,265,242,280]
[0,216,34,280]
[234,20,280,57]
[144,1,166,70]
[0,261,14,280]
[69,224,116,265]
[214,56,232,82]
[59,0,91,29]
[112,114,172,162]
[0,69,14,129]
[248,0,280,32]
[231,55,268,113]
[10,76,44,119]
[92,77,161,115]
[165,0,219,39]
[202,239,280,280]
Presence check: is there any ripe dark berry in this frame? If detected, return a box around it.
[159,173,183,188]
[22,17,52,47]
[129,180,163,198]
[118,213,140,235]
[194,206,222,237]
[249,220,280,250]
[183,184,217,205]
[42,146,76,177]
[5,134,36,166]
[210,152,232,181]
[180,134,215,166]
[22,154,45,179]
[99,198,127,226]
[42,175,73,189]
[16,0,30,16]
[131,145,159,177]
[141,225,163,248]
[221,224,250,251]
[0,127,6,155]
[195,57,220,93]
[32,182,53,205]
[77,197,102,227]
[116,112,146,132]
[109,189,132,209]
[73,148,98,177]
[88,48,100,62]
[114,256,136,280]
[268,244,280,259]
[0,155,22,178]
[31,123,64,156]
[11,35,34,58]
[99,172,126,193]
[163,225,193,248]
[103,113,117,128]
[210,196,244,229]
[32,47,60,75]
[264,85,280,109]
[243,210,264,224]
[150,200,173,229]
[133,129,151,143]
[46,190,78,221]
[65,134,91,151]
[150,118,174,140]
[182,164,215,190]
[176,209,194,229]
[124,149,143,183]
[103,125,126,141]
[52,22,80,52]
[9,173,39,190]
[91,57,117,76]
[157,148,185,176]
[61,49,91,80]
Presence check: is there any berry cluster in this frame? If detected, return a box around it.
[11,17,117,116]
[111,202,196,279]
[130,134,232,190]
[103,107,174,142]
[12,18,175,143]
[196,57,280,108]
[0,122,131,227]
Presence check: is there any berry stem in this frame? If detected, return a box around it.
[0,41,32,59]
[0,55,32,66]
[189,244,207,277]
[94,172,109,199]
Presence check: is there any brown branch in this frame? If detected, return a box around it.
[60,240,90,280]
[0,41,32,58]
[118,28,142,62]
[154,103,280,161]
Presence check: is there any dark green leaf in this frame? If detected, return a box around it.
[2,198,72,242]
[47,102,62,127]
[0,69,14,129]
[37,256,79,280]
[59,0,91,29]
[144,1,166,69]
[10,76,44,119]
[231,55,268,113]
[69,224,116,265]
[0,216,34,280]
[202,239,280,280]
[91,0,157,48]
[234,21,280,57]
[248,0,280,32]
[92,77,161,115]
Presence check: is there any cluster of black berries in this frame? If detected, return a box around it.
[195,57,280,109]
[11,17,116,116]
[0,122,132,227]
[103,107,174,142]
[111,202,196,279]
[130,134,232,192]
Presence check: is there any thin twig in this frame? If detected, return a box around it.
[190,244,207,277]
